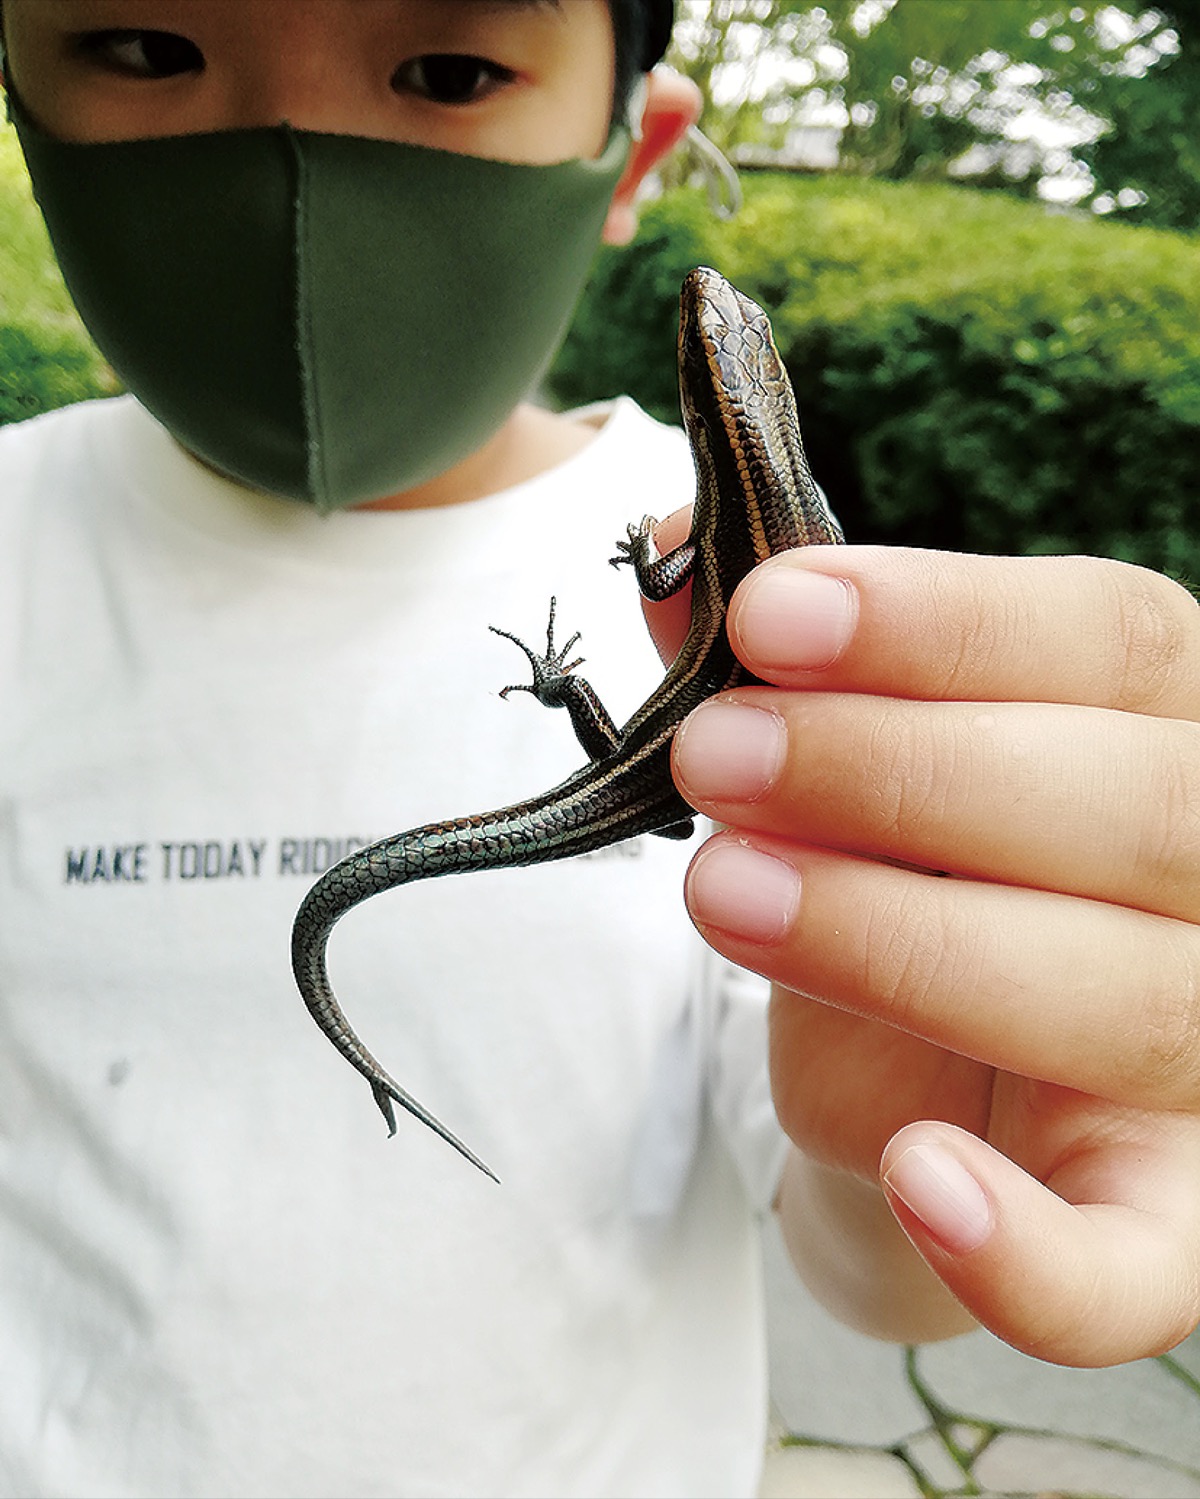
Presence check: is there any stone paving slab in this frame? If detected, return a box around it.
[918,1324,1200,1471]
[760,1441,921,1498]
[975,1431,1200,1498]
[764,1218,928,1447]
[762,1216,1200,1498]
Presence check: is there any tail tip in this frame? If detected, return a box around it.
[372,1078,498,1181]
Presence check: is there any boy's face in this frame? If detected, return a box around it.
[3,0,616,162]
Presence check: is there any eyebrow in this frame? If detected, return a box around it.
[457,1,562,9]
[459,0,564,13]
[433,1,568,32]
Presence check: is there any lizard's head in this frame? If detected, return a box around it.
[677,266,787,428]
[674,265,838,555]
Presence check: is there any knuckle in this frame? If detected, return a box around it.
[1099,560,1200,714]
[859,702,954,848]
[862,878,980,1035]
[925,563,1007,699]
[1129,929,1200,1107]
[1135,721,1200,911]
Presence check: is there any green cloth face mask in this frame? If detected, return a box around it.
[11,94,629,511]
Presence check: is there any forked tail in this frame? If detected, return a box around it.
[291,780,682,1178]
[291,871,499,1180]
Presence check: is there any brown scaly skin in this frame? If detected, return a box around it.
[290,268,844,1178]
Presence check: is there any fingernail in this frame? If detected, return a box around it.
[883,1144,993,1255]
[736,567,857,673]
[686,840,800,945]
[674,701,786,804]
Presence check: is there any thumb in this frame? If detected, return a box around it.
[879,1119,1200,1366]
[639,506,694,665]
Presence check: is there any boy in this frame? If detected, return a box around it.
[2,3,1199,1496]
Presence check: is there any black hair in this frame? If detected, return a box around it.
[610,0,675,115]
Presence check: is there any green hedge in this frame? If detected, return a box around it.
[5,107,1199,579]
[549,177,1200,580]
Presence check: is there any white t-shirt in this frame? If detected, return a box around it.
[0,396,788,1499]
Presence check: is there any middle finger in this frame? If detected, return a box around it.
[672,690,1200,923]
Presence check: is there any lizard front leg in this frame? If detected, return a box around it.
[610,515,697,601]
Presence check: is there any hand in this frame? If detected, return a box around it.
[650,539,1200,1366]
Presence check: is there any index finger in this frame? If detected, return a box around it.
[728,546,1200,721]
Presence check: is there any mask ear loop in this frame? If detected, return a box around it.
[625,75,650,140]
[684,124,742,221]
[623,72,740,221]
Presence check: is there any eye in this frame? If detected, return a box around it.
[79,29,204,79]
[392,55,515,106]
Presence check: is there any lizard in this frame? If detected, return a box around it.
[290,266,844,1180]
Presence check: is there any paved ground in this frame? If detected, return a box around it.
[759,1217,1200,1498]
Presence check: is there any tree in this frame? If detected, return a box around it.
[665,1,834,162]
[1077,3,1200,228]
[667,2,1196,229]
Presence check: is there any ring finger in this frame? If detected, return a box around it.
[684,834,1200,1113]
[672,691,1200,923]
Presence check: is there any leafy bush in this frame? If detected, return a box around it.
[550,176,1200,580]
[0,123,115,423]
[0,323,118,424]
[5,107,1198,579]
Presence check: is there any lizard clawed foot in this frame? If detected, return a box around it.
[490,598,622,760]
[611,517,695,601]
[490,597,585,707]
[609,516,657,572]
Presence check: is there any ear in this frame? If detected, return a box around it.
[603,67,702,247]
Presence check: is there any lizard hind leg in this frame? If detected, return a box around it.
[490,596,583,699]
[490,599,622,764]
